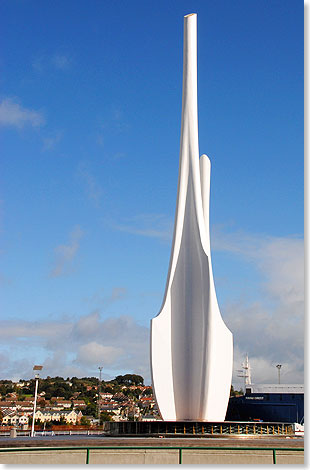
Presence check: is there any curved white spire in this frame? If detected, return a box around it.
[150,13,233,421]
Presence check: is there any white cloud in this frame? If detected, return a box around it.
[0,223,304,386]
[50,225,83,278]
[82,288,128,310]
[42,130,63,151]
[32,54,72,72]
[109,287,127,302]
[213,228,304,386]
[0,312,150,382]
[76,342,124,367]
[212,228,304,319]
[257,237,304,307]
[106,221,304,384]
[51,54,71,70]
[0,321,71,339]
[76,162,103,207]
[111,213,173,241]
[0,98,45,128]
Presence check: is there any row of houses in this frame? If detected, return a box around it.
[0,397,88,426]
[0,398,86,412]
[2,409,83,426]
[97,393,158,422]
[0,387,159,425]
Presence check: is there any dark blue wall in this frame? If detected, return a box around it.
[226,393,304,423]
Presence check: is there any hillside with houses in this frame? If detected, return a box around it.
[0,374,161,428]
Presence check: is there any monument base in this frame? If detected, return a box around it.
[103,420,294,437]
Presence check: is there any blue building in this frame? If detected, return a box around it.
[226,384,304,424]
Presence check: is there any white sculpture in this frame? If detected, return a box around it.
[150,13,233,422]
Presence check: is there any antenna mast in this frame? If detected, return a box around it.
[237,354,252,388]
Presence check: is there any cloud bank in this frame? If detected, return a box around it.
[0,225,303,386]
[213,229,304,386]
[0,311,149,383]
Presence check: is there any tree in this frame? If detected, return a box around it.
[123,388,140,400]
[85,402,97,417]
[80,416,90,426]
[114,374,144,386]
[53,416,67,425]
[230,385,244,397]
[100,411,113,423]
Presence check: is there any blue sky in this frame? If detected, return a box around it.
[1,0,303,386]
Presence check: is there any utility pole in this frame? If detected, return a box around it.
[98,366,103,422]
[276,364,282,384]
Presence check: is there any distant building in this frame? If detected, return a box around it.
[100,393,113,400]
[0,401,16,411]
[141,414,161,422]
[35,409,82,424]
[226,384,304,423]
[72,400,86,409]
[139,397,155,409]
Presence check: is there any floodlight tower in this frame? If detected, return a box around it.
[31,365,43,437]
[98,366,103,420]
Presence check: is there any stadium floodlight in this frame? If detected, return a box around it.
[31,365,43,437]
[276,364,282,384]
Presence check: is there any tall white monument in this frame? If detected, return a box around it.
[150,13,233,422]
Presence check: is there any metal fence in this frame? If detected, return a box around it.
[104,420,296,436]
[0,430,103,437]
[0,445,304,464]
[0,421,297,437]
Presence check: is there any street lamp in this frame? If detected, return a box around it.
[31,365,43,437]
[276,364,282,384]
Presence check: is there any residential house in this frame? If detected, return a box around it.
[129,385,144,391]
[35,410,56,422]
[15,401,35,413]
[81,415,97,426]
[139,397,155,409]
[101,403,122,417]
[127,406,141,420]
[61,410,82,424]
[100,393,113,400]
[18,414,29,426]
[0,401,16,411]
[34,409,82,424]
[141,414,160,421]
[72,400,86,410]
[55,400,72,409]
[3,411,29,426]
[2,411,19,425]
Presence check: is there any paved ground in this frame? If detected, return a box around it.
[0,435,304,448]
